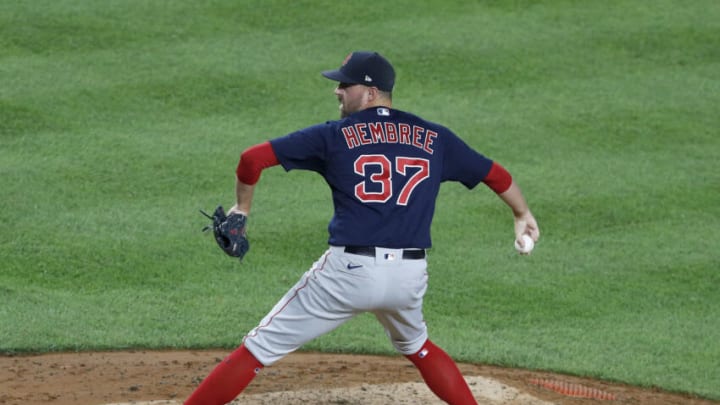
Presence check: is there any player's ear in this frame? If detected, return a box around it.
[367,86,380,102]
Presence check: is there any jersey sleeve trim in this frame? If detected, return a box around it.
[483,162,513,193]
[235,141,280,185]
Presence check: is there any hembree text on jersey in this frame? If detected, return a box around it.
[342,121,438,154]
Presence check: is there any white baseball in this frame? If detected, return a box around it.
[514,234,535,254]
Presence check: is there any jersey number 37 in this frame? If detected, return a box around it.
[354,154,430,206]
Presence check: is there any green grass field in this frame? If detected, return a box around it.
[1,0,719,400]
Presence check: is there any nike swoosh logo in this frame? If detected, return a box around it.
[346,263,363,270]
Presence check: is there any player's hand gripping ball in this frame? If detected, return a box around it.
[201,205,249,260]
[514,234,535,255]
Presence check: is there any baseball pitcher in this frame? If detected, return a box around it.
[188,51,540,405]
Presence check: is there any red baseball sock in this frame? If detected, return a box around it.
[405,339,477,405]
[184,344,263,405]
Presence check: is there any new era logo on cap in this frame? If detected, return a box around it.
[321,51,395,92]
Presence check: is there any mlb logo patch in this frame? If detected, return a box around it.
[377,107,390,116]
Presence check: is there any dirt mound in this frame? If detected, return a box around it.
[104,375,552,404]
[1,350,716,405]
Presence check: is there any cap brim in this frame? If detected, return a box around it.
[321,69,358,84]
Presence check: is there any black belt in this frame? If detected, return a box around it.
[344,246,426,260]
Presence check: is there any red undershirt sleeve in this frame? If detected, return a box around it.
[483,162,513,194]
[235,141,280,185]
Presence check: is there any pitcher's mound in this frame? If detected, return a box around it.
[104,375,552,404]
[2,349,716,404]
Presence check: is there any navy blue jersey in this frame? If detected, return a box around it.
[270,107,494,248]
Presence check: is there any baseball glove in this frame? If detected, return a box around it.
[200,205,249,260]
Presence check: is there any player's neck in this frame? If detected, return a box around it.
[363,99,392,110]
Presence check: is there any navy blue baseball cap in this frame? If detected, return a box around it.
[322,51,395,92]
